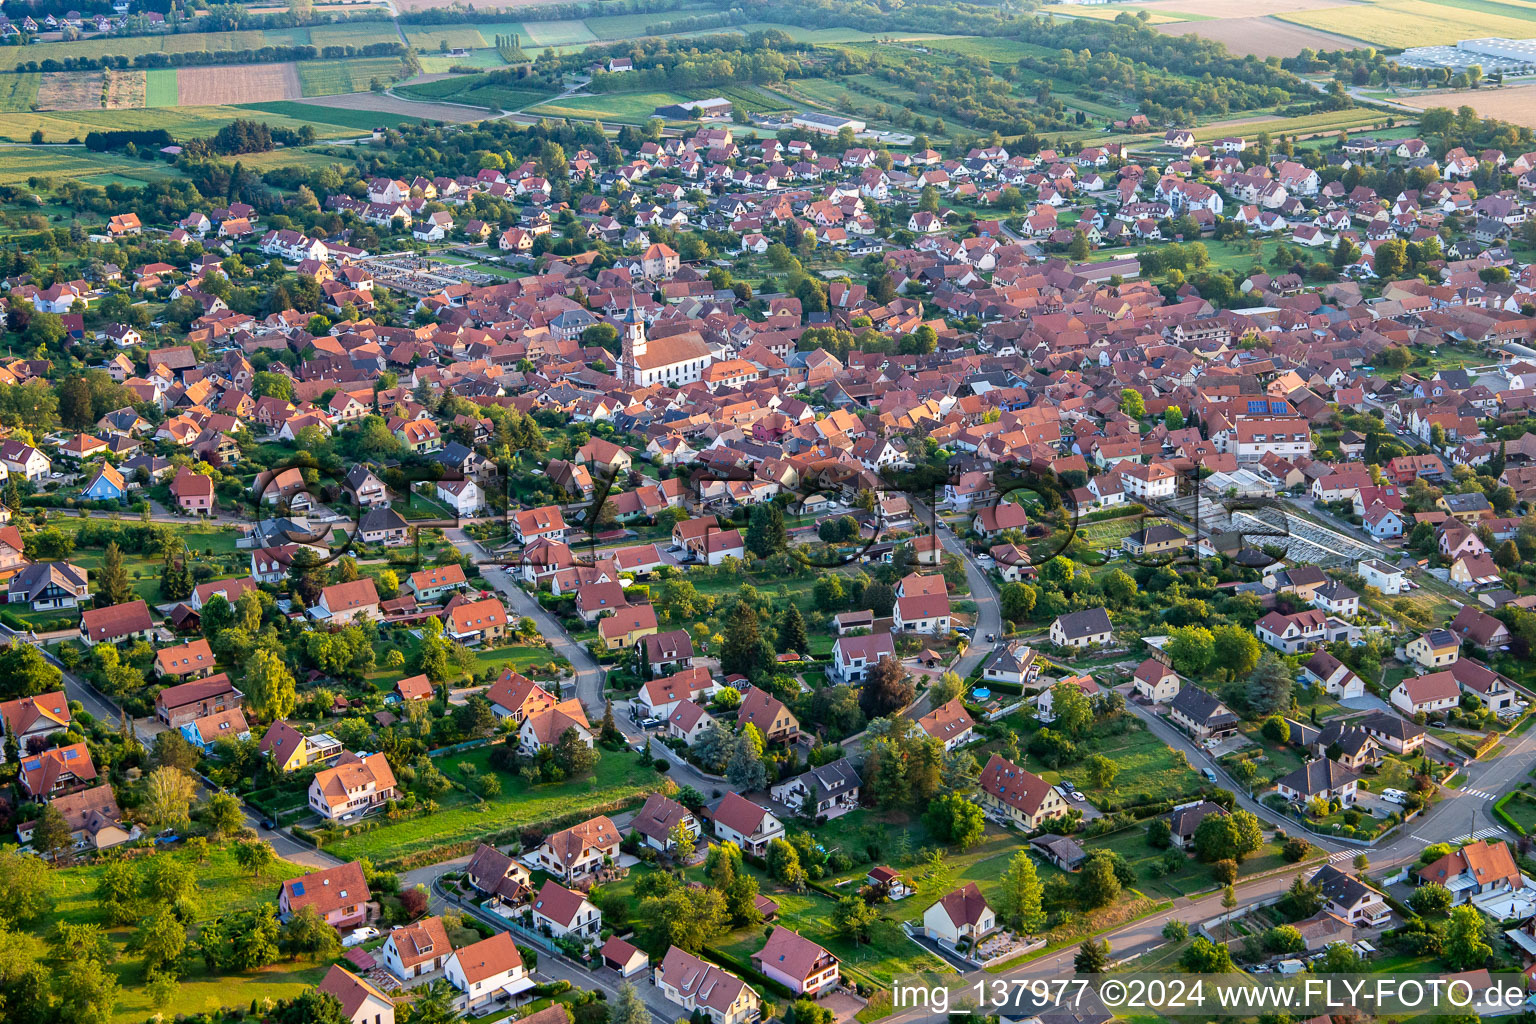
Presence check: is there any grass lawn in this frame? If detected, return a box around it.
[527,90,692,123]
[106,958,328,1024]
[711,864,948,986]
[1497,790,1536,833]
[472,644,563,677]
[36,842,308,936]
[324,750,658,867]
[1010,720,1207,808]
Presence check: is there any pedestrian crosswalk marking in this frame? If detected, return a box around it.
[1450,826,1506,843]
[1463,789,1499,800]
[1328,850,1354,863]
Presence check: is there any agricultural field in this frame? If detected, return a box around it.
[0,72,39,111]
[403,24,497,49]
[522,19,600,46]
[307,21,403,47]
[1053,4,1212,22]
[296,55,409,96]
[417,49,510,72]
[239,98,437,130]
[145,67,178,106]
[1396,83,1536,129]
[1276,0,1536,47]
[1155,14,1364,56]
[0,28,273,70]
[104,68,147,108]
[0,144,182,185]
[0,103,361,144]
[36,70,104,111]
[178,62,302,105]
[290,90,498,121]
[527,89,690,122]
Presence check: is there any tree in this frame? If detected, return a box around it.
[1211,624,1261,677]
[32,804,72,861]
[1167,625,1215,677]
[610,982,650,1024]
[1231,758,1258,792]
[1410,881,1452,916]
[780,604,808,656]
[726,729,767,792]
[767,838,808,891]
[235,839,277,878]
[1119,388,1145,418]
[0,642,62,701]
[746,503,786,557]
[0,848,54,924]
[1444,904,1493,969]
[832,895,878,944]
[1280,875,1324,919]
[1084,753,1119,789]
[142,766,197,830]
[860,656,915,719]
[281,904,342,961]
[1193,809,1262,862]
[1073,938,1110,973]
[1048,679,1093,738]
[1245,653,1292,717]
[925,793,986,849]
[97,858,140,926]
[996,850,1045,933]
[59,376,93,429]
[637,884,729,954]
[130,907,186,974]
[203,790,245,839]
[94,541,132,608]
[1000,581,1037,622]
[553,727,600,777]
[1077,852,1122,908]
[720,600,769,679]
[1162,920,1189,942]
[1179,936,1235,973]
[667,821,697,861]
[55,957,119,1024]
[152,730,201,773]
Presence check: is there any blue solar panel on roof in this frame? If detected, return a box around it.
[292,881,305,895]
[21,759,38,771]
[63,749,78,760]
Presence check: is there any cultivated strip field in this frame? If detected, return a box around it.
[36,70,105,111]
[1156,14,1367,55]
[0,72,39,112]
[104,69,147,110]
[290,91,494,121]
[1395,82,1536,128]
[1276,0,1536,46]
[177,63,302,105]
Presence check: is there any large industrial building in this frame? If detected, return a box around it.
[1399,37,1536,72]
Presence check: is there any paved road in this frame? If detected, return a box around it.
[443,526,611,725]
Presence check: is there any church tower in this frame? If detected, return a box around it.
[619,299,647,386]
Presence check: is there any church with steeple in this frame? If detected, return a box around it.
[617,301,713,388]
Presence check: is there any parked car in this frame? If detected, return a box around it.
[1380,789,1407,805]
[342,927,379,948]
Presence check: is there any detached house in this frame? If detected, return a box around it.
[752,928,839,996]
[977,753,1066,828]
[1048,607,1112,648]
[922,883,996,946]
[655,946,761,1024]
[770,758,860,820]
[710,791,784,856]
